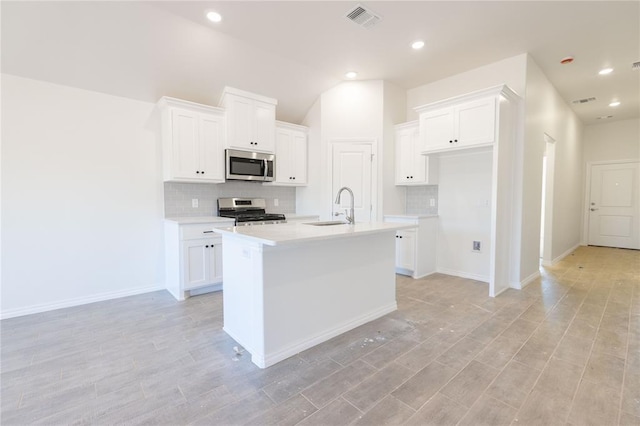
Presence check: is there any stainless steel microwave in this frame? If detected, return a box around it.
[225,149,275,182]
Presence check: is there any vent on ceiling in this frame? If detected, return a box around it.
[572,97,596,105]
[345,4,381,29]
[632,61,640,71]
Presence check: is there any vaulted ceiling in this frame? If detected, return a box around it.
[2,1,638,125]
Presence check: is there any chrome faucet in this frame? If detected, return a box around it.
[334,186,355,224]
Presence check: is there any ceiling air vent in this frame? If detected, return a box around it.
[571,97,596,105]
[345,4,381,29]
[632,61,640,71]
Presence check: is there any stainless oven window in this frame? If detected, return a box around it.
[230,157,264,177]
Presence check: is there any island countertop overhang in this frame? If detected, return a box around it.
[213,221,417,246]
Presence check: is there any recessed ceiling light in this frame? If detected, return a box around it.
[411,40,425,50]
[206,11,222,23]
[597,115,614,119]
[598,68,614,75]
[609,101,621,107]
[345,71,358,79]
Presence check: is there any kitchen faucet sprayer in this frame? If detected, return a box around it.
[334,187,355,224]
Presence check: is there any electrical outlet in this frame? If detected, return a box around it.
[274,198,279,207]
[192,198,199,208]
[473,241,481,252]
[429,198,436,207]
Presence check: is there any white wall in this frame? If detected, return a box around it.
[1,74,165,318]
[296,80,404,220]
[383,82,407,216]
[407,54,527,120]
[297,98,323,216]
[437,150,493,281]
[522,57,584,274]
[583,118,639,163]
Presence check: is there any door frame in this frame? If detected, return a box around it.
[328,138,378,222]
[582,159,640,246]
[540,133,556,267]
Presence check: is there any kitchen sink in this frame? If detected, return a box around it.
[304,221,349,226]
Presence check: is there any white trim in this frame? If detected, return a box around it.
[582,159,640,246]
[0,284,165,319]
[511,270,541,290]
[436,267,489,283]
[252,302,397,368]
[541,243,582,267]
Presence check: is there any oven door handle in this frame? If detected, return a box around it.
[263,159,268,180]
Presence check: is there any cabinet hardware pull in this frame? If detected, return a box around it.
[454,139,458,142]
[203,230,214,233]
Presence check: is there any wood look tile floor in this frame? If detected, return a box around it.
[2,246,639,425]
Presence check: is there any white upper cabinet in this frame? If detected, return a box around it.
[219,87,277,154]
[417,92,497,154]
[159,97,225,183]
[270,121,308,186]
[395,121,438,186]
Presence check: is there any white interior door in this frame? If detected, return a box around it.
[332,143,373,223]
[588,162,640,249]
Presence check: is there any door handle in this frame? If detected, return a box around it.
[590,208,599,211]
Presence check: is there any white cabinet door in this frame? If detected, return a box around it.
[171,108,200,180]
[395,230,416,271]
[226,95,253,151]
[291,130,308,184]
[396,124,428,185]
[253,100,276,153]
[272,125,308,186]
[455,97,496,147]
[208,242,223,284]
[274,128,293,184]
[420,108,455,152]
[183,240,209,290]
[200,113,225,182]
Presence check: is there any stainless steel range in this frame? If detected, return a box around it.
[217,198,286,226]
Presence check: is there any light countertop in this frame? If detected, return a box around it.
[213,221,415,246]
[165,216,235,225]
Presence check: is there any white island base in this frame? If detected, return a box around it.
[218,223,406,368]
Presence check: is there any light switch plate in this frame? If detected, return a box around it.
[192,198,199,208]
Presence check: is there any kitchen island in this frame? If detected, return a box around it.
[214,221,415,368]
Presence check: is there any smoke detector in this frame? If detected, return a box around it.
[571,97,596,105]
[345,4,381,29]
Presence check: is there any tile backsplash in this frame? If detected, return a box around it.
[164,181,296,217]
[406,185,439,215]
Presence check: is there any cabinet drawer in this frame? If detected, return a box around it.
[181,224,225,240]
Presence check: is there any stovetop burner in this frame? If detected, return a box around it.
[218,198,286,225]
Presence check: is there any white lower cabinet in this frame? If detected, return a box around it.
[165,219,234,300]
[395,229,416,271]
[182,239,223,290]
[384,215,437,279]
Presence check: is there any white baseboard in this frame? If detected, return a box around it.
[436,267,489,283]
[542,243,582,267]
[0,284,165,320]
[511,270,541,290]
[244,302,398,369]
